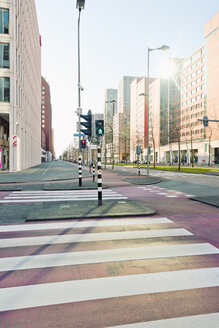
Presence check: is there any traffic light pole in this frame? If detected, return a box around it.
[77,7,82,187]
[97,141,102,206]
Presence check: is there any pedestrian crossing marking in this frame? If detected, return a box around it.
[0,267,219,312]
[0,216,218,326]
[0,228,193,248]
[138,186,194,198]
[0,189,128,203]
[0,217,172,232]
[109,312,219,328]
[0,243,218,272]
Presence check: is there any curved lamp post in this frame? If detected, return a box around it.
[76,0,85,186]
[140,45,169,177]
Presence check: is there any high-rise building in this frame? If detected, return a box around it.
[130,77,155,162]
[104,88,117,162]
[115,76,137,161]
[0,0,41,171]
[41,76,54,159]
[204,12,219,164]
[147,57,182,164]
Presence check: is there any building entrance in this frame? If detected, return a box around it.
[0,114,9,170]
[214,148,219,164]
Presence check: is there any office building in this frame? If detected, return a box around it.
[0,0,41,171]
[130,77,155,162]
[41,76,54,160]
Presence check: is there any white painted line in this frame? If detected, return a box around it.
[0,243,218,272]
[0,217,172,232]
[157,193,168,195]
[185,194,195,197]
[0,196,128,203]
[11,190,117,194]
[165,195,179,198]
[42,164,53,175]
[4,194,126,199]
[0,229,193,248]
[109,313,219,327]
[0,267,218,312]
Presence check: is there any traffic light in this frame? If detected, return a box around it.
[95,120,104,136]
[203,115,208,127]
[80,113,92,139]
[81,139,86,149]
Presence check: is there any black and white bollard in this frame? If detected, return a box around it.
[138,155,141,175]
[79,154,82,186]
[97,145,102,206]
[93,163,95,181]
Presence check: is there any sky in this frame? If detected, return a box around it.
[35,0,218,156]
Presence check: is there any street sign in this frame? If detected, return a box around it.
[13,136,17,146]
[91,144,97,149]
[203,115,208,127]
[136,145,141,155]
[73,133,86,137]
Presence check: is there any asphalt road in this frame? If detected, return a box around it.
[0,161,219,327]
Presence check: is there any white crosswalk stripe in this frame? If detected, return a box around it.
[109,313,219,328]
[0,189,127,203]
[0,217,218,327]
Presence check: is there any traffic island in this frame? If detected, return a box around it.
[123,176,162,185]
[25,199,155,221]
[190,195,219,208]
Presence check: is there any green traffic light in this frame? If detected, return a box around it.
[97,128,103,135]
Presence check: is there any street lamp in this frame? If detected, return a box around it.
[76,0,85,10]
[145,45,169,177]
[76,0,85,186]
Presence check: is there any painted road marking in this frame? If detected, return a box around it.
[0,229,193,248]
[138,186,194,198]
[0,267,219,312]
[0,189,128,203]
[109,312,219,327]
[0,243,218,272]
[0,217,172,232]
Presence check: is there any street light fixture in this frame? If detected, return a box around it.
[76,0,85,186]
[141,45,169,177]
[76,0,85,10]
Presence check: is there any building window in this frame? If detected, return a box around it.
[0,76,10,102]
[0,43,9,68]
[0,8,9,34]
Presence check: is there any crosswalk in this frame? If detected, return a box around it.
[138,186,194,198]
[0,189,127,203]
[0,217,219,327]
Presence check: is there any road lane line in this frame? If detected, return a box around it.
[42,164,53,175]
[0,229,193,248]
[0,267,218,312]
[0,243,218,272]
